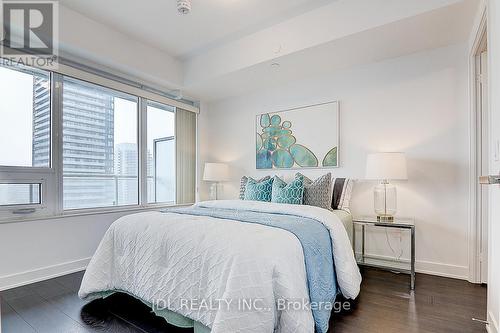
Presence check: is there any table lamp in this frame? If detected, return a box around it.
[365,152,407,222]
[203,163,229,200]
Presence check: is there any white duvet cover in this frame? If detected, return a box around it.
[79,200,361,333]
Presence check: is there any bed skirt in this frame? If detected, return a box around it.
[86,290,211,333]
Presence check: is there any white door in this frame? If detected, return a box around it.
[487,1,500,328]
[479,51,489,283]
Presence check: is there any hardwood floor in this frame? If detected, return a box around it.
[1,267,487,333]
[332,268,487,332]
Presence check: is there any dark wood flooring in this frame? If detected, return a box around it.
[0,267,487,333]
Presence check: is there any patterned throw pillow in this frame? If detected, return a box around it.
[244,177,274,202]
[297,172,332,209]
[331,178,354,213]
[271,174,305,205]
[239,176,270,200]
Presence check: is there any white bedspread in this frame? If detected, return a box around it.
[79,200,361,333]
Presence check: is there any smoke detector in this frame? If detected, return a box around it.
[177,0,191,14]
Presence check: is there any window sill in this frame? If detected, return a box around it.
[0,203,193,225]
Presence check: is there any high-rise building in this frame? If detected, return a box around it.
[32,75,51,168]
[115,143,138,205]
[61,79,115,174]
[33,77,117,209]
[61,79,115,209]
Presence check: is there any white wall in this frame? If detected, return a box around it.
[58,5,183,92]
[200,43,470,279]
[0,212,125,290]
[0,207,199,290]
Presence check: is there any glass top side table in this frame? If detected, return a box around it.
[352,216,416,290]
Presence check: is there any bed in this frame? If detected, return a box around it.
[79,200,361,333]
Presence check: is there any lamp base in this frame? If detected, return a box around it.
[374,181,397,221]
[209,182,219,200]
[377,215,394,222]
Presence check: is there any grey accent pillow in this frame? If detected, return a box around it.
[296,172,332,209]
[239,176,271,199]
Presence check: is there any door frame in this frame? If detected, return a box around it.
[468,5,488,284]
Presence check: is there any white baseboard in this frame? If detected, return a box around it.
[0,253,470,291]
[415,260,468,280]
[358,253,469,280]
[487,311,499,333]
[0,257,90,291]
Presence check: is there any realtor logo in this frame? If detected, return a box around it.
[0,0,59,68]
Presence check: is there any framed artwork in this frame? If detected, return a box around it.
[256,101,339,169]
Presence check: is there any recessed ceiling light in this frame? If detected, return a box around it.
[177,0,191,14]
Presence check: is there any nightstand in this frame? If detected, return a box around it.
[352,217,416,290]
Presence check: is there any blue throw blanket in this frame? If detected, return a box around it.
[164,206,338,333]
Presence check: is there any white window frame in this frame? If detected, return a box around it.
[0,178,46,215]
[143,100,177,207]
[59,74,141,212]
[0,171,57,220]
[0,59,198,223]
[0,66,57,220]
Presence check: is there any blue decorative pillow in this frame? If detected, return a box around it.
[244,177,274,202]
[239,176,270,200]
[271,175,305,205]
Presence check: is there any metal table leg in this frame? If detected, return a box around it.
[352,223,356,258]
[410,226,416,290]
[361,224,366,264]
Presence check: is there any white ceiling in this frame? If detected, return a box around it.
[60,0,334,59]
[58,0,480,102]
[186,0,478,100]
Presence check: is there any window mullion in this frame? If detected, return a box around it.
[139,98,148,207]
[52,72,64,214]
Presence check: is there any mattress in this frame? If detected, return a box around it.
[332,209,353,245]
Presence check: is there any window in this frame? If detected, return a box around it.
[0,58,197,220]
[62,77,139,210]
[0,63,51,167]
[0,62,54,218]
[0,183,41,206]
[147,101,175,204]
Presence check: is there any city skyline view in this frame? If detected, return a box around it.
[0,63,176,209]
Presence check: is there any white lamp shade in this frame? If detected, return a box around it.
[365,152,408,180]
[203,163,229,181]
